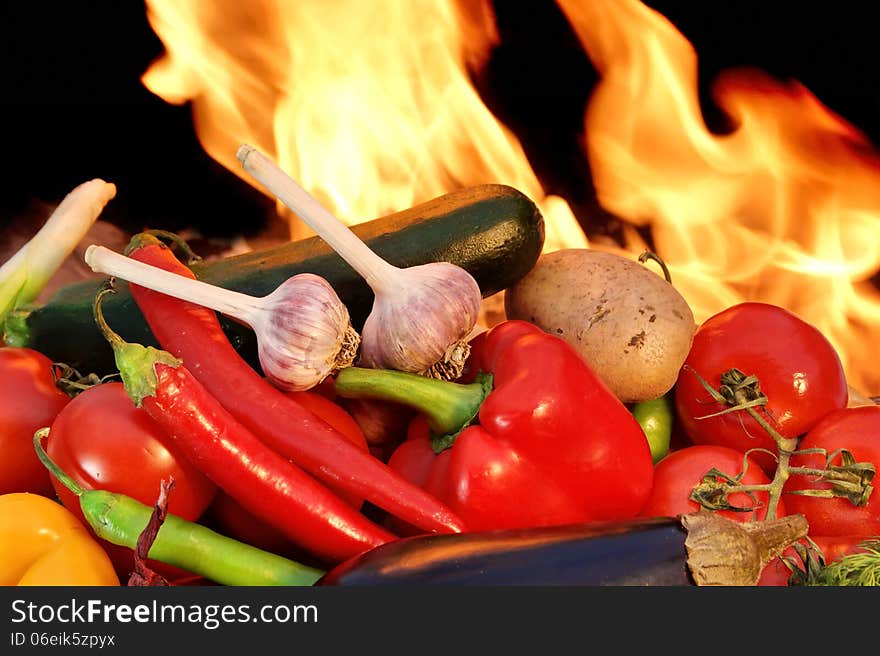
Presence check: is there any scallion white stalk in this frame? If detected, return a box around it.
[0,179,116,339]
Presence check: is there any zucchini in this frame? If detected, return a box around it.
[17,184,545,376]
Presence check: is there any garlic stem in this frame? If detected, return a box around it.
[84,245,263,325]
[236,144,482,381]
[236,144,398,292]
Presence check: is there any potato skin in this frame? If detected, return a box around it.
[504,249,697,404]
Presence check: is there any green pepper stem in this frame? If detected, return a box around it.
[33,428,323,587]
[93,285,181,407]
[334,367,492,436]
[33,428,85,496]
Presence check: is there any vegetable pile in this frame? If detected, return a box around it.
[1,156,878,587]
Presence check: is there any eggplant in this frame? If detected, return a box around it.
[317,513,809,586]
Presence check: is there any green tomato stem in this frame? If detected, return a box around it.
[688,366,875,521]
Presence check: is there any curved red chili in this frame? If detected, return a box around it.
[94,287,396,565]
[124,233,466,535]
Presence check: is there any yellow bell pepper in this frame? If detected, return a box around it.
[0,493,119,586]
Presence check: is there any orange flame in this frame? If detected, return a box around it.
[556,0,880,395]
[142,0,880,394]
[141,0,585,252]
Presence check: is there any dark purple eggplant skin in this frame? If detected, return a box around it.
[317,516,695,586]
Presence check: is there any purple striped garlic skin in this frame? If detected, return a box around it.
[251,273,360,392]
[359,262,481,380]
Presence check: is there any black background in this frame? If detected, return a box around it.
[2,1,878,240]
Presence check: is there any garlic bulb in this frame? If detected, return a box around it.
[84,244,359,391]
[247,273,360,390]
[359,262,481,379]
[237,144,483,380]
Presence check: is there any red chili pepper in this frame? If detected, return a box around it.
[93,288,396,564]
[124,234,466,535]
[334,320,656,532]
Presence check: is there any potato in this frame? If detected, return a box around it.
[504,248,697,404]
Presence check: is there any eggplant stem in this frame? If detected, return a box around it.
[682,512,809,586]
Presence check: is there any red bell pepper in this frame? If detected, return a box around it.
[334,320,655,532]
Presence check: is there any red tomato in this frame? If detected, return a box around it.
[46,382,217,576]
[639,445,785,522]
[0,347,71,496]
[759,535,870,586]
[206,390,367,555]
[675,302,848,474]
[783,406,880,537]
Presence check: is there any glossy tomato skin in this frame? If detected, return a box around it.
[783,406,880,537]
[675,302,848,474]
[46,382,217,575]
[639,445,785,522]
[0,347,71,496]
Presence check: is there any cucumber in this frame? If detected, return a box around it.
[18,184,545,376]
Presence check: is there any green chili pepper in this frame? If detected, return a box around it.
[632,393,675,464]
[33,428,324,587]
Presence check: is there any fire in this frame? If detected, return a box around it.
[141,0,585,252]
[556,0,880,394]
[142,0,880,395]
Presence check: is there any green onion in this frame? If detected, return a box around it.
[1,179,116,341]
